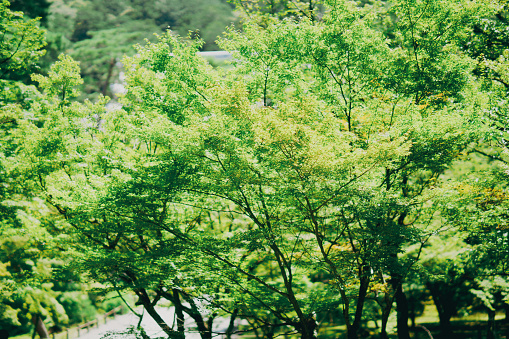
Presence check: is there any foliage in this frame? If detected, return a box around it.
[7,0,50,24]
[36,0,236,98]
[0,0,46,80]
[0,0,46,108]
[0,3,119,336]
[6,0,509,338]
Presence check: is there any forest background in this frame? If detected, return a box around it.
[1,0,509,338]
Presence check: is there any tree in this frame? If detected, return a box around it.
[15,1,501,339]
[40,0,236,98]
[0,1,49,334]
[0,4,108,336]
[68,21,161,99]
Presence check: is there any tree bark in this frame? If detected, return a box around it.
[180,292,213,339]
[172,289,186,338]
[135,288,183,339]
[346,268,371,339]
[487,308,496,339]
[394,283,411,339]
[32,315,49,339]
[346,327,359,339]
[352,270,371,333]
[387,252,410,339]
[379,298,392,339]
[226,309,239,339]
[295,314,317,339]
[427,282,454,338]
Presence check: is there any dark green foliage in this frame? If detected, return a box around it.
[8,0,50,24]
[40,0,236,97]
[58,292,97,324]
[464,2,509,61]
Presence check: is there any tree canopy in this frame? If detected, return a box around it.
[3,0,509,338]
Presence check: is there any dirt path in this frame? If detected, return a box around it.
[75,308,202,339]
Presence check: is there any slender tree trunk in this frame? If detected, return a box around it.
[268,243,316,339]
[427,282,454,338]
[393,283,411,339]
[352,270,370,332]
[346,269,371,339]
[487,308,496,339]
[226,309,239,339]
[101,57,115,96]
[172,289,186,338]
[346,327,359,339]
[296,314,317,339]
[180,292,213,339]
[32,315,49,339]
[379,289,393,339]
[391,211,410,339]
[387,253,410,339]
[135,288,183,339]
[380,306,392,339]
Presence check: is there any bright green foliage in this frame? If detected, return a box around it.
[453,0,509,284]
[0,1,48,333]
[0,0,46,107]
[12,0,509,338]
[468,5,509,60]
[212,2,486,337]
[383,0,488,104]
[17,48,210,338]
[32,54,82,104]
[0,0,46,79]
[0,198,67,334]
[232,0,323,23]
[0,4,108,334]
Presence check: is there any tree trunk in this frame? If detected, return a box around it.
[345,269,371,339]
[487,308,496,339]
[172,289,186,338]
[390,212,411,339]
[226,309,239,339]
[380,318,390,339]
[352,270,371,334]
[32,315,49,339]
[297,314,317,339]
[180,292,213,339]
[379,290,393,339]
[392,280,411,339]
[427,282,454,338]
[346,327,360,339]
[135,288,183,339]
